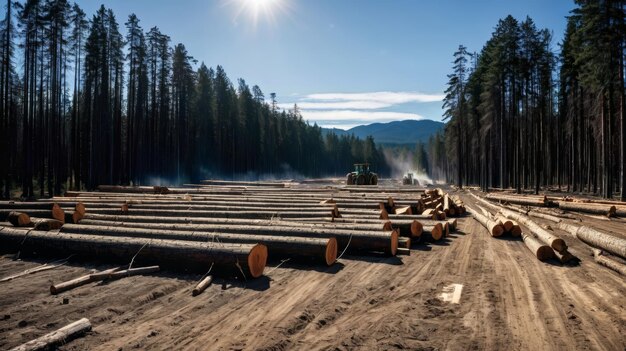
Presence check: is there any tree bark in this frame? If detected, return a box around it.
[0,227,267,278]
[557,222,626,260]
[521,232,554,261]
[61,224,338,266]
[558,201,617,217]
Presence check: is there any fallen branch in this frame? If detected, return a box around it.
[9,318,92,351]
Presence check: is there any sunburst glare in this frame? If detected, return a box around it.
[224,0,292,29]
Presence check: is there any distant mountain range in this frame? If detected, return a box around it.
[322,119,445,145]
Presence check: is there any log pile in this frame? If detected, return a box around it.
[0,182,470,284]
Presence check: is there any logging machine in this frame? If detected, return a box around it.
[346,163,378,185]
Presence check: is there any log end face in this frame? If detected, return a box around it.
[411,220,423,238]
[537,246,555,261]
[325,237,338,266]
[432,223,443,241]
[52,204,65,223]
[491,224,505,237]
[389,229,399,256]
[552,239,567,253]
[247,244,268,278]
[382,221,393,232]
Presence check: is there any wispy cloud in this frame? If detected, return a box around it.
[281,90,442,130]
[278,100,392,110]
[305,91,444,104]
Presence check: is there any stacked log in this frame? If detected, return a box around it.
[0,227,267,278]
[485,193,549,207]
[61,224,339,266]
[557,201,617,217]
[467,206,504,237]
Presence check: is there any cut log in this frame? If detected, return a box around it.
[398,237,411,249]
[90,265,160,281]
[554,249,575,264]
[521,232,554,261]
[485,193,549,207]
[386,219,422,237]
[421,224,444,242]
[85,208,338,220]
[9,318,92,351]
[7,211,30,227]
[0,227,267,278]
[192,275,213,296]
[63,211,83,224]
[78,218,392,236]
[30,218,63,231]
[50,267,121,294]
[468,206,504,237]
[394,205,413,215]
[1,206,64,223]
[509,221,522,237]
[558,201,617,217]
[61,224,338,265]
[201,180,288,187]
[593,250,626,275]
[557,222,626,260]
[396,248,410,256]
[500,209,566,251]
[496,215,513,232]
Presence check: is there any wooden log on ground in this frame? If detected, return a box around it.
[593,249,626,275]
[485,193,549,207]
[0,227,267,278]
[0,206,64,223]
[398,237,411,249]
[30,218,63,231]
[63,211,84,224]
[192,275,213,296]
[467,206,504,237]
[200,180,288,187]
[496,215,513,232]
[61,224,338,265]
[558,201,617,217]
[90,265,160,281]
[50,267,121,294]
[78,218,392,236]
[554,249,575,264]
[385,219,422,237]
[471,195,567,251]
[7,211,30,227]
[396,247,410,256]
[420,223,444,242]
[557,222,626,260]
[521,232,555,261]
[85,207,339,220]
[394,205,413,215]
[9,318,92,351]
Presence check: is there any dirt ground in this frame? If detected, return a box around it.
[0,191,625,350]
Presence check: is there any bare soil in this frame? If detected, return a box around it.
[0,192,624,350]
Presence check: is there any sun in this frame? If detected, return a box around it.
[225,0,291,29]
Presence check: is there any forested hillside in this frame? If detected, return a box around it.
[0,1,386,197]
[437,0,625,200]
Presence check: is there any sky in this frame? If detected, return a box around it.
[76,0,576,130]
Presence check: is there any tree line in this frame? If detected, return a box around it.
[439,0,625,200]
[0,1,386,198]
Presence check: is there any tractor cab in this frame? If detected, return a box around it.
[346,163,378,185]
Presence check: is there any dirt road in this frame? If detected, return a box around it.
[0,192,624,350]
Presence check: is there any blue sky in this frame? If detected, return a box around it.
[76,0,575,129]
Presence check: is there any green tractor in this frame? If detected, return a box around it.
[346,163,378,185]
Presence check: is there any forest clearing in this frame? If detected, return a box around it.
[0,0,625,350]
[0,179,624,350]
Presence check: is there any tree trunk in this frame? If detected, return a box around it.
[468,206,504,237]
[521,232,554,261]
[85,208,338,220]
[7,211,30,227]
[0,227,267,278]
[557,201,617,217]
[61,223,338,266]
[557,222,626,260]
